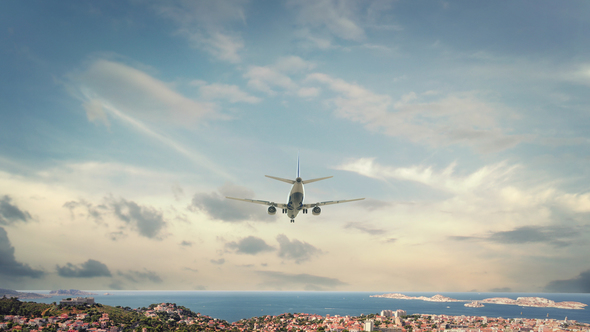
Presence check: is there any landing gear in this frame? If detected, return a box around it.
[290,219,294,223]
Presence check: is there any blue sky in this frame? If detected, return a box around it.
[2,0,590,293]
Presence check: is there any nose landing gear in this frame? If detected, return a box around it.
[290,219,294,223]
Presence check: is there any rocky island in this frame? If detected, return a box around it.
[371,293,587,310]
[49,289,98,296]
[481,297,587,310]
[371,293,464,302]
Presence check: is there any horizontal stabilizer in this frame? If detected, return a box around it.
[302,176,333,184]
[265,175,295,184]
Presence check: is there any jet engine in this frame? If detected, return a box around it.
[267,206,277,215]
[312,206,321,215]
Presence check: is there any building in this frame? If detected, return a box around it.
[60,297,95,306]
[364,320,374,332]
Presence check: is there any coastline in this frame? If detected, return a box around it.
[19,291,590,324]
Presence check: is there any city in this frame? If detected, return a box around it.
[2,297,589,332]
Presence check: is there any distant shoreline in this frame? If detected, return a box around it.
[371,293,588,310]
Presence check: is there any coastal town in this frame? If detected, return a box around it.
[370,294,588,310]
[2,296,590,332]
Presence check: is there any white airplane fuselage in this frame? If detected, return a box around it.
[286,177,305,219]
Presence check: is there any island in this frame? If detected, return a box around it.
[371,293,587,310]
[49,289,98,296]
[371,293,463,302]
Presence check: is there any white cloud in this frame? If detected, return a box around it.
[199,83,261,104]
[297,87,320,98]
[181,30,244,64]
[244,56,316,95]
[83,99,109,127]
[308,72,523,152]
[74,60,216,126]
[155,1,247,63]
[289,0,365,42]
[338,158,517,195]
[339,158,590,221]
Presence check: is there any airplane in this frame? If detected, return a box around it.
[225,158,364,223]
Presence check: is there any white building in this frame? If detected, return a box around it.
[364,320,374,332]
[60,297,95,306]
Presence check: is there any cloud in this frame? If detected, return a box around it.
[109,197,166,239]
[0,195,32,225]
[344,222,386,236]
[338,158,517,195]
[154,1,247,63]
[487,225,584,247]
[171,183,184,201]
[545,269,590,293]
[190,183,275,222]
[257,271,347,290]
[308,73,522,152]
[450,225,588,248]
[288,0,365,42]
[276,234,323,263]
[489,287,512,292]
[210,258,225,265]
[244,56,315,95]
[56,259,112,278]
[0,227,44,278]
[83,99,110,127]
[180,240,193,247]
[63,199,108,222]
[197,83,261,104]
[118,269,163,283]
[225,236,276,255]
[74,60,216,126]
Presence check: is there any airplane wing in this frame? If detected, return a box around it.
[303,198,365,208]
[226,197,288,209]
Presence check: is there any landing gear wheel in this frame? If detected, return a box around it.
[290,219,294,223]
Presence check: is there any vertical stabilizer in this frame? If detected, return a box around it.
[297,153,300,178]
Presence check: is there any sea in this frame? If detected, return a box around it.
[23,291,590,324]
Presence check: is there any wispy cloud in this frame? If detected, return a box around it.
[68,60,232,179]
[154,1,248,63]
[196,82,261,103]
[344,222,386,236]
[288,0,365,42]
[244,56,316,96]
[338,158,516,194]
[308,73,522,152]
[75,60,216,125]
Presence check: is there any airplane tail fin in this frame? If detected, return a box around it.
[297,153,300,178]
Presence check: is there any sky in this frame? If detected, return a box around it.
[1,0,590,293]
